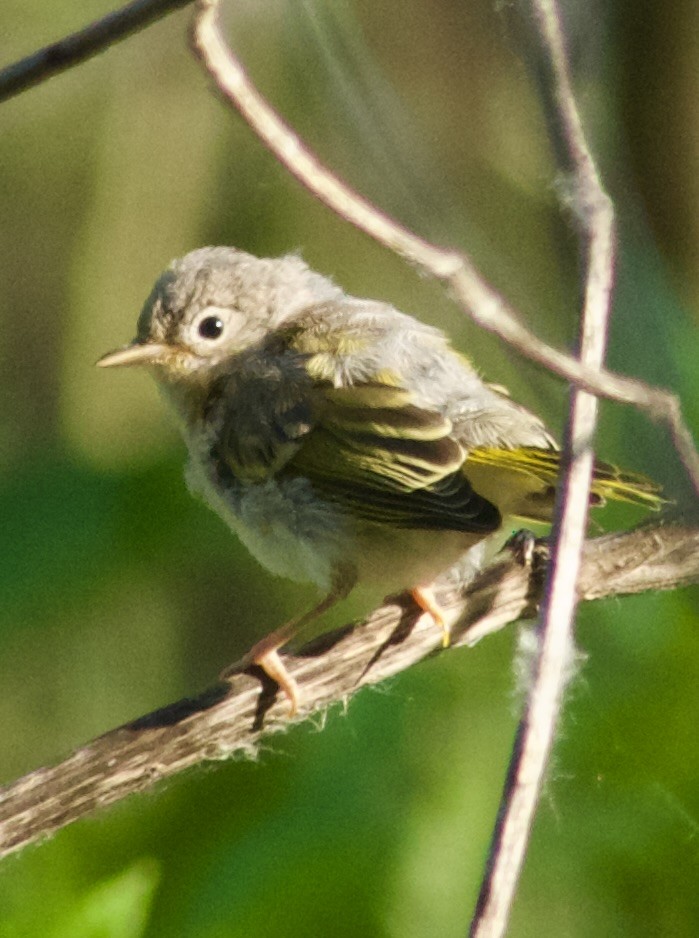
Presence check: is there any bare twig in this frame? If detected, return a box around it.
[186,11,697,925]
[0,0,190,103]
[0,0,695,489]
[0,0,695,915]
[471,3,616,934]
[188,0,699,496]
[1,523,696,862]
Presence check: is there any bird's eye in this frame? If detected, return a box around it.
[197,315,225,340]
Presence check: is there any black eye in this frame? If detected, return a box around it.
[198,315,225,340]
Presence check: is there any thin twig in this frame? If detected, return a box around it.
[0,0,695,490]
[188,0,699,496]
[0,0,695,905]
[0,0,190,103]
[1,523,696,862]
[471,2,616,934]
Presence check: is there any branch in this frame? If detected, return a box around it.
[1,1,695,921]
[0,0,190,103]
[471,2,616,934]
[188,0,699,496]
[0,523,696,862]
[0,0,695,488]
[188,12,698,926]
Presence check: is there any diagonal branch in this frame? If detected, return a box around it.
[0,0,190,102]
[184,4,696,932]
[1,523,696,863]
[188,0,699,496]
[0,0,695,490]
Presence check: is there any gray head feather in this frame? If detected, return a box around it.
[137,246,344,347]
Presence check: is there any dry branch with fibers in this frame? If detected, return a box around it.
[0,3,697,937]
[0,523,696,863]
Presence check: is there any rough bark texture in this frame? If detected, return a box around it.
[1,523,696,861]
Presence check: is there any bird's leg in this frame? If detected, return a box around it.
[225,566,355,716]
[239,591,342,715]
[410,585,450,647]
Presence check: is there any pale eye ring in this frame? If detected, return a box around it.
[197,315,225,340]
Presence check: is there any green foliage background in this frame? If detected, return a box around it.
[1,1,697,935]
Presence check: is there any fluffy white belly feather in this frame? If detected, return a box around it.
[185,456,347,591]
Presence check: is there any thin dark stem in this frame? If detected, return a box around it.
[0,1,695,490]
[0,0,191,103]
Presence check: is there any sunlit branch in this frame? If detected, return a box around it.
[189,0,699,496]
[1,523,696,862]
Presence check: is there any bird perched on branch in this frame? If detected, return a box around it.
[98,246,662,713]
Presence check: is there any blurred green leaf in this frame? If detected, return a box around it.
[49,860,159,938]
[0,2,697,936]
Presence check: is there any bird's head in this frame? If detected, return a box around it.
[97,246,342,384]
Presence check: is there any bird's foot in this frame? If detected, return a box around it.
[221,628,301,717]
[410,586,450,647]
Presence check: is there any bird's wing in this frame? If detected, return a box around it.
[284,380,501,533]
[209,349,498,533]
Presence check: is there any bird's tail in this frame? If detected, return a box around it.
[464,446,664,524]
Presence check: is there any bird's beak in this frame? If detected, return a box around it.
[96,341,171,369]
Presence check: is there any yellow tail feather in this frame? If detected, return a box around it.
[465,446,664,523]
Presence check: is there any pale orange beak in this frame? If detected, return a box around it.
[96,341,171,369]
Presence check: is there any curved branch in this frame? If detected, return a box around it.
[189,0,699,495]
[0,0,695,486]
[0,523,696,862]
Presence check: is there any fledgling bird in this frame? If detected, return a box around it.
[98,246,661,712]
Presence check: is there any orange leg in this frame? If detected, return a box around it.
[410,586,451,648]
[246,646,302,717]
[225,568,355,716]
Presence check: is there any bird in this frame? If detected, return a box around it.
[98,246,662,713]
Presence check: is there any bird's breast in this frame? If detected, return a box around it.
[184,437,349,592]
